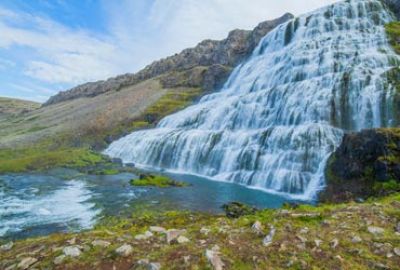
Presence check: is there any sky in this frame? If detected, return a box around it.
[0,0,338,102]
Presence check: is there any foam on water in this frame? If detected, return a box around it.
[105,0,400,200]
[0,180,99,237]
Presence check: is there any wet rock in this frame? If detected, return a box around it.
[166,229,186,244]
[263,225,276,247]
[251,221,264,235]
[206,245,224,270]
[115,244,133,257]
[1,242,14,251]
[222,202,257,218]
[368,226,385,235]
[177,236,190,244]
[17,257,37,270]
[53,255,66,265]
[63,246,81,257]
[149,226,166,233]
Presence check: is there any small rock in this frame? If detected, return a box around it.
[299,227,309,234]
[393,247,400,256]
[387,253,394,258]
[149,226,166,233]
[251,221,264,235]
[330,238,339,249]
[314,239,322,247]
[135,231,153,241]
[184,256,191,264]
[200,227,210,235]
[53,255,66,265]
[17,257,37,270]
[92,240,111,248]
[367,226,385,235]
[149,263,161,270]
[351,236,362,243]
[206,245,224,270]
[0,241,14,251]
[63,246,81,257]
[115,244,133,257]
[199,240,207,245]
[263,226,276,247]
[166,229,186,244]
[297,235,307,243]
[67,237,76,245]
[177,236,190,244]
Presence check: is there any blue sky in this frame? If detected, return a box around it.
[0,0,337,102]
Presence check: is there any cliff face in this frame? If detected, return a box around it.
[43,13,293,106]
[321,129,400,202]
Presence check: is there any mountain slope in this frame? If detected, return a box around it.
[0,14,292,152]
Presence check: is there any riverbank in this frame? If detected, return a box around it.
[1,193,399,269]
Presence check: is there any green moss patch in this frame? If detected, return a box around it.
[386,21,400,54]
[0,146,108,174]
[130,175,188,188]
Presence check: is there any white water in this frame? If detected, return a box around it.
[0,180,99,237]
[105,0,400,200]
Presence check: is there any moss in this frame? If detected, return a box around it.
[385,21,400,54]
[0,143,109,174]
[130,175,188,188]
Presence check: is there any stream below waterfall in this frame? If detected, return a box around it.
[0,169,298,240]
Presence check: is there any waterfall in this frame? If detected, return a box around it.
[105,0,400,200]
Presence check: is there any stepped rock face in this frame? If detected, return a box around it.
[322,128,400,202]
[43,13,293,106]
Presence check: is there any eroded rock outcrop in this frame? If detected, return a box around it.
[43,13,293,106]
[321,128,400,202]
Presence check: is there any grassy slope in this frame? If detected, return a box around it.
[1,194,399,269]
[0,78,202,174]
[386,21,400,54]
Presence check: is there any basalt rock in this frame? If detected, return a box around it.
[320,128,400,202]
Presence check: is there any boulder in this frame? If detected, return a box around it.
[251,221,264,235]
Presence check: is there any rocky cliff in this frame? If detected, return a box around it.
[321,128,400,202]
[43,13,293,106]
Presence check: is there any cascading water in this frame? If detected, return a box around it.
[105,0,400,200]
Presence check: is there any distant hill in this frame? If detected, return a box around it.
[0,97,40,119]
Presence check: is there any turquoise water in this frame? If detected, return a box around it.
[0,169,300,240]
